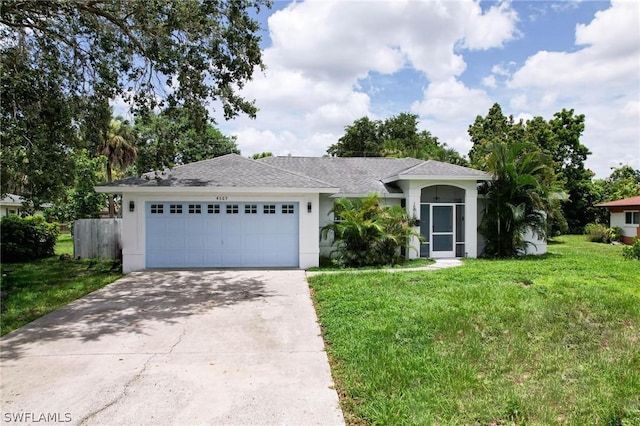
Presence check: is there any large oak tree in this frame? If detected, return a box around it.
[1,0,269,203]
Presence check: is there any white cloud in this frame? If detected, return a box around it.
[461,1,519,50]
[482,75,497,88]
[505,0,640,177]
[411,78,494,155]
[219,0,519,158]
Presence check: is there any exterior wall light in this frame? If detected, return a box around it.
[307,201,312,213]
[129,200,135,212]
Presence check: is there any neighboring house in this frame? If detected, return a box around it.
[596,195,640,244]
[0,194,51,217]
[96,154,539,273]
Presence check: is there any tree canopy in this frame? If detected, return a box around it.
[135,107,240,173]
[0,0,268,118]
[469,103,593,234]
[328,113,468,165]
[0,0,268,203]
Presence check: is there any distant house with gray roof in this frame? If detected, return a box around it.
[96,153,531,272]
[0,194,51,217]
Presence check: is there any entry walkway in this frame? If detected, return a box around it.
[306,258,463,277]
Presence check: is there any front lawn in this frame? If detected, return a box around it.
[1,235,122,336]
[308,236,640,425]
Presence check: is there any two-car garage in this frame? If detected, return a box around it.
[145,201,299,268]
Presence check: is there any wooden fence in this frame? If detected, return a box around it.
[73,219,122,259]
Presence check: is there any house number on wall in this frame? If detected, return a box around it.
[215,196,228,201]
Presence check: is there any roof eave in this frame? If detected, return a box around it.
[328,192,405,199]
[595,203,640,208]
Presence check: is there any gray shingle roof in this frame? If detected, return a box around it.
[391,160,491,179]
[260,157,423,195]
[99,154,490,194]
[99,154,336,189]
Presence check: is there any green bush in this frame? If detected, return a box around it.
[321,194,422,267]
[584,223,623,243]
[609,226,624,242]
[585,223,610,243]
[622,238,640,260]
[1,215,59,262]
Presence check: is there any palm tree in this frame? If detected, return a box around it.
[101,118,137,217]
[479,141,562,257]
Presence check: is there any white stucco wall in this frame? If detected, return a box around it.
[120,191,321,273]
[522,228,547,255]
[399,180,480,259]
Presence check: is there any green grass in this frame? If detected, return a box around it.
[1,234,122,336]
[54,232,73,256]
[308,236,640,425]
[307,257,435,272]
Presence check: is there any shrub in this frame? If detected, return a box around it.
[585,223,610,243]
[609,226,624,242]
[321,194,422,267]
[1,215,59,262]
[622,238,640,260]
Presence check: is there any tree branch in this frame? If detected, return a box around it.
[74,1,146,55]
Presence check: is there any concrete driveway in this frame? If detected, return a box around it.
[0,270,344,425]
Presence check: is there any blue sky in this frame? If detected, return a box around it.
[208,0,639,178]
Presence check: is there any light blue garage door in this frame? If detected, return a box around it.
[145,202,299,268]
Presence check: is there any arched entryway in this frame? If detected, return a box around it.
[420,185,466,258]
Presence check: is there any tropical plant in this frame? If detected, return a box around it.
[469,104,594,234]
[479,141,560,258]
[101,118,137,216]
[321,194,422,267]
